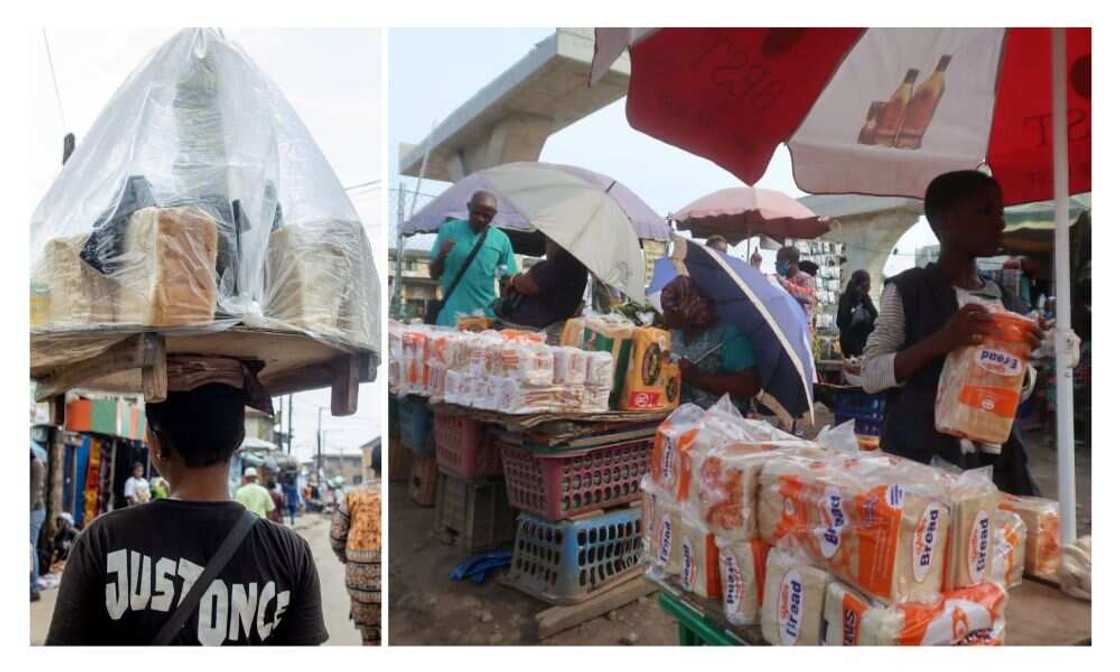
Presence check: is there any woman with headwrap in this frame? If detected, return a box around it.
[660,275,761,410]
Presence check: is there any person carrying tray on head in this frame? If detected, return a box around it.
[47,356,328,646]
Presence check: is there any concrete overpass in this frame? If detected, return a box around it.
[398,28,922,292]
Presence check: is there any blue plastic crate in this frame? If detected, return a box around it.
[833,389,887,423]
[398,395,434,456]
[506,508,646,605]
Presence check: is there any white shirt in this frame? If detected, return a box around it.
[124,476,150,502]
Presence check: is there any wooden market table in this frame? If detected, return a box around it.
[654,575,1090,646]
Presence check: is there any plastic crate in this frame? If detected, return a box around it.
[658,591,747,646]
[398,395,434,455]
[832,389,887,423]
[388,435,412,483]
[433,471,517,553]
[434,411,503,480]
[505,508,646,605]
[409,454,438,507]
[499,435,653,521]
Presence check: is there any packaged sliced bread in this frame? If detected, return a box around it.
[942,469,1002,590]
[822,581,872,646]
[858,582,1008,645]
[758,452,950,604]
[991,509,1026,589]
[935,310,1035,445]
[999,493,1061,579]
[715,537,769,626]
[650,403,705,495]
[761,548,829,646]
[641,476,683,578]
[679,514,721,600]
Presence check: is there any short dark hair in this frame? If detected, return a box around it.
[146,384,247,468]
[706,235,729,249]
[777,246,800,263]
[924,170,1000,233]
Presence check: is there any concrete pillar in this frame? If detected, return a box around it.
[822,206,922,305]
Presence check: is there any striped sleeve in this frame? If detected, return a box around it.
[860,283,906,394]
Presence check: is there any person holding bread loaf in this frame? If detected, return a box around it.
[861,170,1046,495]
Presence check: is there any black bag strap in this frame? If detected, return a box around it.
[152,510,257,645]
[441,227,490,307]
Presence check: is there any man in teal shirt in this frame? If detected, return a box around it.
[428,191,518,327]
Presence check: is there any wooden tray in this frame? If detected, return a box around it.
[31,325,378,417]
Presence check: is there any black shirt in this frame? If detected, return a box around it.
[46,499,328,646]
[507,250,589,328]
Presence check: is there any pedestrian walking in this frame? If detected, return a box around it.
[330,445,381,646]
[47,357,327,645]
[31,445,47,602]
[235,467,276,519]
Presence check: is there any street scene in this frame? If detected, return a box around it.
[386,27,1091,646]
[29,28,383,646]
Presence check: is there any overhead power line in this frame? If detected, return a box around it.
[42,29,67,129]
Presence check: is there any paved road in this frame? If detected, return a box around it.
[29,512,363,646]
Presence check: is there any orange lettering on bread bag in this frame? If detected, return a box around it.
[852,485,904,601]
[751,540,770,607]
[841,593,869,645]
[958,386,1019,419]
[674,428,700,501]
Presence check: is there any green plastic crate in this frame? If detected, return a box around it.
[658,591,747,646]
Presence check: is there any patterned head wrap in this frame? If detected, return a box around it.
[660,276,716,329]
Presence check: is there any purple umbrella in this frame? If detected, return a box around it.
[400,161,671,244]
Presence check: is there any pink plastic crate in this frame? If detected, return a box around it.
[434,410,503,480]
[499,435,653,521]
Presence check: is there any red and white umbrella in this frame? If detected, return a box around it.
[594,27,1089,542]
[673,186,830,245]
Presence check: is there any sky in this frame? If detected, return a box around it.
[387,28,939,276]
[31,29,384,460]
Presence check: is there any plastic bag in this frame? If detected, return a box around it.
[640,476,682,578]
[1059,536,1091,601]
[822,581,873,645]
[715,537,769,626]
[942,467,1002,591]
[650,403,705,494]
[816,420,862,454]
[999,493,1061,580]
[758,451,951,604]
[991,510,1026,589]
[856,582,1008,645]
[935,311,1035,444]
[30,29,378,355]
[760,547,830,646]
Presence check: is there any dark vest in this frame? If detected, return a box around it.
[880,264,1039,495]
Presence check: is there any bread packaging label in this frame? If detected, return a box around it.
[679,515,721,599]
[822,581,871,645]
[641,477,682,577]
[759,454,950,604]
[716,537,769,626]
[858,582,1008,645]
[935,311,1034,444]
[620,327,681,412]
[991,510,1026,589]
[942,474,1001,590]
[761,549,828,646]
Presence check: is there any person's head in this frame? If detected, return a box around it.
[706,235,729,253]
[243,467,260,484]
[776,246,801,278]
[924,170,1005,258]
[467,190,498,233]
[750,250,764,268]
[146,384,247,488]
[660,276,717,331]
[798,260,819,277]
[846,269,872,297]
[371,442,382,478]
[131,462,144,479]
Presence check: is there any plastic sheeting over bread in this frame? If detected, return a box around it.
[30,29,379,356]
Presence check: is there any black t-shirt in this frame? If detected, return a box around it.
[508,251,589,328]
[46,499,328,646]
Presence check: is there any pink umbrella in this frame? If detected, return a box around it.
[672,186,830,244]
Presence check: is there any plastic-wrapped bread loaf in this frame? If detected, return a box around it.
[679,514,721,599]
[552,346,588,385]
[935,310,1035,444]
[641,476,683,578]
[621,327,675,411]
[32,234,116,327]
[942,470,1002,590]
[999,493,1061,579]
[858,582,1008,645]
[991,510,1026,589]
[761,549,829,646]
[715,537,769,626]
[650,404,705,496]
[822,581,872,645]
[585,351,616,388]
[758,452,951,604]
[115,207,219,327]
